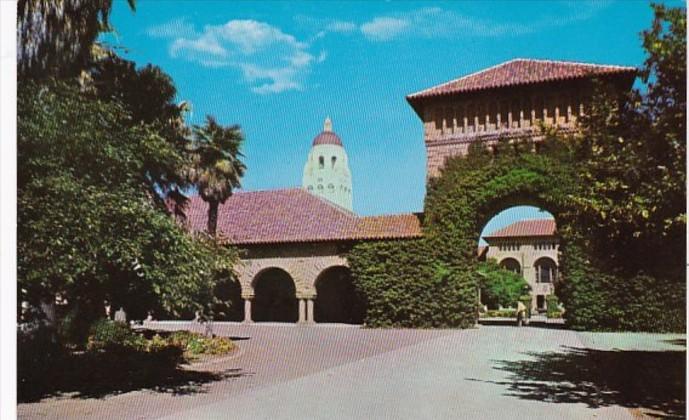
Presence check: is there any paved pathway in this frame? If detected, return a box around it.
[18,323,685,420]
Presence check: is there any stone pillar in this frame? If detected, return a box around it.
[306,298,315,323]
[243,298,253,323]
[462,105,468,133]
[298,299,306,323]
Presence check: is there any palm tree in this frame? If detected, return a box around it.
[188,116,246,236]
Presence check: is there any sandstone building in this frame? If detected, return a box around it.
[483,219,558,311]
[406,59,636,177]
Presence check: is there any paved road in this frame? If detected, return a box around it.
[18,323,685,420]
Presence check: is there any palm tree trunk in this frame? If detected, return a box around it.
[208,200,219,236]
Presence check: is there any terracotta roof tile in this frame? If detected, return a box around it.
[312,131,343,147]
[484,219,556,239]
[407,59,636,99]
[179,188,421,245]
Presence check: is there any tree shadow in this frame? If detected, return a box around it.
[482,346,685,419]
[19,349,253,403]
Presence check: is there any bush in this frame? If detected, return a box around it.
[559,244,685,332]
[86,319,146,351]
[480,309,517,318]
[348,239,477,328]
[546,295,561,318]
[17,324,62,401]
[478,260,530,309]
[168,331,235,358]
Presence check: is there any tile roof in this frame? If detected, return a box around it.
[407,59,636,100]
[178,188,422,245]
[484,219,556,239]
[313,131,343,147]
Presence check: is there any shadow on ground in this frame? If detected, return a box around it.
[19,348,252,403]
[474,346,685,419]
[478,320,566,330]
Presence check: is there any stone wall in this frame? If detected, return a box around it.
[420,81,590,176]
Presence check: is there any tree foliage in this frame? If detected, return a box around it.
[349,5,685,332]
[18,0,135,79]
[187,116,247,236]
[477,260,530,310]
[18,80,237,323]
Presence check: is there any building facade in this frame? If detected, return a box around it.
[483,219,558,311]
[179,59,636,324]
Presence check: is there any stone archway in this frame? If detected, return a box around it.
[314,266,364,324]
[251,267,298,323]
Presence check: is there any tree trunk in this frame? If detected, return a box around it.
[208,200,219,236]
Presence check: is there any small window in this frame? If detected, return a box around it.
[307,185,313,191]
[331,156,336,168]
[317,184,323,190]
[319,156,324,169]
[328,184,334,190]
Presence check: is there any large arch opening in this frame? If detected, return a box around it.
[212,276,243,321]
[478,205,558,311]
[252,268,298,323]
[314,266,364,324]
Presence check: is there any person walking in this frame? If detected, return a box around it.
[516,301,527,327]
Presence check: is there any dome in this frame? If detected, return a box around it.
[312,131,343,146]
[311,117,343,147]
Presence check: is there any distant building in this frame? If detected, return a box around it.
[302,117,353,211]
[483,219,558,311]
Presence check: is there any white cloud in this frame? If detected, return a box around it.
[163,19,322,94]
[360,17,410,41]
[356,3,610,42]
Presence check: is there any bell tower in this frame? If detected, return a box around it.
[302,117,353,211]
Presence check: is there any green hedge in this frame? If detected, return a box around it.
[347,239,477,328]
[349,133,684,332]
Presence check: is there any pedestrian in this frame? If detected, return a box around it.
[516,301,527,327]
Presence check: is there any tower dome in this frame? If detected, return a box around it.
[302,117,353,211]
[312,117,343,146]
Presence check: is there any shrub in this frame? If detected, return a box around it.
[17,324,62,401]
[168,330,235,357]
[477,260,530,309]
[546,295,561,318]
[348,239,477,328]
[86,319,146,351]
[481,309,517,318]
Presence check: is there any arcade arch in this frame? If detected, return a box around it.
[314,266,364,324]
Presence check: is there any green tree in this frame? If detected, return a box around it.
[188,116,246,236]
[477,260,530,310]
[18,0,135,79]
[570,4,685,279]
[18,81,236,338]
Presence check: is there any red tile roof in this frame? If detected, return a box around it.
[407,59,636,100]
[313,131,343,147]
[484,219,556,239]
[178,188,422,245]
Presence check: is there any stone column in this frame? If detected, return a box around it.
[306,298,315,323]
[243,298,253,323]
[298,299,307,323]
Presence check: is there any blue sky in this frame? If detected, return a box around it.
[105,0,678,239]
